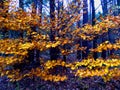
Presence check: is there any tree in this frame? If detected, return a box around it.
[0,0,120,83]
[101,0,108,16]
[76,0,82,59]
[117,0,120,14]
[82,0,89,59]
[90,0,98,59]
[49,0,60,60]
[90,0,95,26]
[101,0,108,59]
[37,0,43,22]
[19,0,24,10]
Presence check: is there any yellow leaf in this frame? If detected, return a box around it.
[46,44,51,48]
[52,44,57,48]
[19,43,33,50]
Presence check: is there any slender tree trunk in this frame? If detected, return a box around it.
[117,0,120,14]
[77,39,82,59]
[91,0,97,59]
[58,0,66,61]
[101,0,108,59]
[19,0,24,38]
[101,0,108,16]
[16,0,39,71]
[108,29,114,56]
[50,0,60,60]
[28,0,41,67]
[74,0,82,60]
[83,0,88,24]
[58,0,63,18]
[91,0,95,25]
[28,2,38,82]
[36,0,43,62]
[38,0,43,23]
[82,0,88,59]
[101,36,107,59]
[19,0,24,10]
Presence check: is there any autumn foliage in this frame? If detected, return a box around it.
[0,0,120,82]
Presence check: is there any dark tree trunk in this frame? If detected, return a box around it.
[77,39,82,59]
[91,0,97,59]
[14,0,40,71]
[108,29,114,56]
[91,0,95,26]
[11,0,38,75]
[101,0,108,16]
[49,0,66,75]
[82,0,88,59]
[74,0,82,59]
[101,0,108,59]
[19,0,24,10]
[83,0,88,24]
[58,0,63,18]
[29,0,41,67]
[117,0,120,14]
[38,0,43,22]
[101,36,107,59]
[36,0,43,63]
[58,0,66,61]
[50,0,60,60]
[19,0,24,38]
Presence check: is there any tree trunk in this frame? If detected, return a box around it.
[91,0,97,59]
[117,0,120,14]
[82,0,88,59]
[30,0,41,67]
[101,0,108,16]
[19,0,24,10]
[50,0,60,60]
[101,0,108,59]
[101,36,107,59]
[91,0,95,26]
[38,0,43,23]
[75,0,82,59]
[19,0,24,38]
[108,29,114,56]
[36,0,43,62]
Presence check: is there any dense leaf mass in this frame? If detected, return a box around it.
[0,1,120,89]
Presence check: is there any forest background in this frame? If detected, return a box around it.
[0,0,120,89]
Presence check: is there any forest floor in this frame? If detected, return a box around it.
[1,73,120,90]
